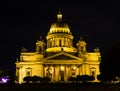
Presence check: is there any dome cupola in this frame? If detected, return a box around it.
[46,12,76,53]
[49,12,71,34]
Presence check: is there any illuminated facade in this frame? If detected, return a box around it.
[15,12,101,83]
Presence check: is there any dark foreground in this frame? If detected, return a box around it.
[0,82,120,91]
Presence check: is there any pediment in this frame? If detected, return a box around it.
[45,52,81,60]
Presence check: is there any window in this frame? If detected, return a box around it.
[81,46,84,52]
[46,68,52,79]
[39,46,42,52]
[26,68,32,76]
[27,71,30,76]
[90,67,96,76]
[91,71,95,76]
[71,66,76,77]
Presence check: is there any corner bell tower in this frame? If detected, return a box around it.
[76,36,87,53]
[36,36,46,53]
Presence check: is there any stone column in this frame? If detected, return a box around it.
[52,38,55,47]
[53,38,55,47]
[86,64,89,75]
[55,65,59,82]
[65,65,66,81]
[51,38,53,47]
[65,65,69,81]
[54,37,56,47]
[81,64,84,75]
[78,65,81,75]
[53,65,55,81]
[43,65,45,77]
[47,40,49,48]
[70,39,72,47]
[66,65,70,80]
[76,65,79,76]
[62,37,64,47]
[83,63,88,75]
[57,38,59,47]
[64,37,66,47]
[66,38,68,47]
[39,64,43,77]
[80,65,83,75]
[19,67,22,83]
[65,38,68,47]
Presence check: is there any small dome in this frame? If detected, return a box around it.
[49,12,71,34]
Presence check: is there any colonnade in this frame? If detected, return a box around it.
[47,37,73,48]
[43,64,82,82]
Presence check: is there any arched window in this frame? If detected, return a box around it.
[27,71,30,76]
[26,68,32,76]
[81,46,84,52]
[90,67,96,77]
[39,46,42,53]
[91,71,95,76]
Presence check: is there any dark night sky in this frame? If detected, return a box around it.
[0,0,120,71]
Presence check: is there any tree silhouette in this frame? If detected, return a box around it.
[31,76,42,82]
[23,76,42,83]
[100,42,120,78]
[23,76,32,83]
[97,74,117,82]
[76,75,94,82]
[41,76,51,82]
[68,76,76,82]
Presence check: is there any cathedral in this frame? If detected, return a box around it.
[15,12,101,83]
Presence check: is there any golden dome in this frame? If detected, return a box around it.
[49,12,71,34]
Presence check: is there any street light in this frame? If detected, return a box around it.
[60,66,64,71]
